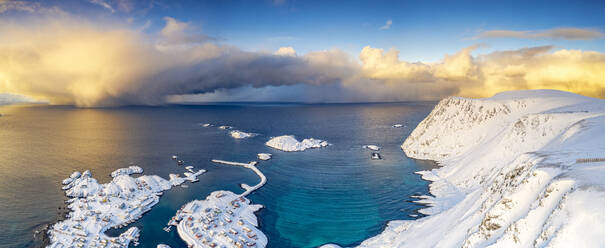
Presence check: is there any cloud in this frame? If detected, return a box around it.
[88,0,115,13]
[473,27,604,40]
[0,0,36,13]
[1,14,605,106]
[379,19,392,30]
[0,16,357,106]
[0,0,64,14]
[157,17,214,47]
[274,47,297,56]
[357,44,605,99]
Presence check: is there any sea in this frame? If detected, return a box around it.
[0,102,438,248]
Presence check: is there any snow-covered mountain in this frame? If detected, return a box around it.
[359,90,605,248]
[0,93,43,106]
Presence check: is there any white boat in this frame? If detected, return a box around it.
[371,152,382,160]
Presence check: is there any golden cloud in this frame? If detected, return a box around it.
[357,45,605,99]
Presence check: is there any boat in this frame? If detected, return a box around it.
[371,152,382,160]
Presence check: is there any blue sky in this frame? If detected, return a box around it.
[16,0,605,60]
[163,1,598,58]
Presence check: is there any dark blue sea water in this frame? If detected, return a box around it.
[0,102,436,248]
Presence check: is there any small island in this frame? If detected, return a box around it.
[170,159,268,248]
[47,166,205,247]
[265,135,329,152]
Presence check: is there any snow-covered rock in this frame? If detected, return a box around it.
[230,130,254,139]
[219,125,233,130]
[48,166,206,248]
[265,135,329,152]
[320,244,344,248]
[110,166,143,178]
[357,90,605,248]
[201,123,212,127]
[363,145,381,151]
[257,153,272,160]
[392,124,403,128]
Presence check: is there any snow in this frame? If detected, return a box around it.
[172,191,267,248]
[173,159,268,247]
[218,125,233,130]
[363,145,381,151]
[319,244,342,248]
[230,130,255,139]
[392,124,403,128]
[354,90,605,248]
[265,135,329,152]
[201,123,212,127]
[110,165,143,178]
[48,166,206,248]
[257,153,272,160]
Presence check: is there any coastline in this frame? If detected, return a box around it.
[357,90,605,247]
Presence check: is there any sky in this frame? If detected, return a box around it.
[0,0,605,106]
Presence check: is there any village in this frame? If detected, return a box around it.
[47,164,205,248]
[169,160,268,248]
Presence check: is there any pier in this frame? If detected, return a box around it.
[210,159,267,197]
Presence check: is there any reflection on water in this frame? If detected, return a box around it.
[0,102,436,248]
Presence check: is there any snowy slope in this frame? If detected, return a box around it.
[358,90,605,248]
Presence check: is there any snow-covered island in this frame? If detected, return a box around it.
[230,130,255,139]
[47,166,206,248]
[171,159,268,247]
[257,153,272,161]
[351,90,605,247]
[265,135,329,152]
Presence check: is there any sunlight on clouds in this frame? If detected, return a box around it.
[274,47,297,56]
[0,19,165,106]
[359,45,605,99]
[0,16,356,106]
[474,27,604,40]
[1,14,605,106]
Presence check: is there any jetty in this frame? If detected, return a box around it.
[210,159,266,197]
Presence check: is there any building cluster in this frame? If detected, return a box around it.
[48,165,205,248]
[170,191,267,248]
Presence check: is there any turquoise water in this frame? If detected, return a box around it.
[0,102,436,248]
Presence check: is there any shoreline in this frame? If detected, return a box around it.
[44,166,206,247]
[171,159,269,247]
[357,90,605,247]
